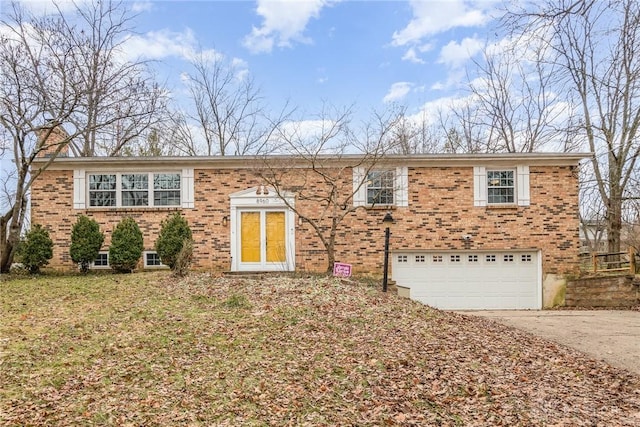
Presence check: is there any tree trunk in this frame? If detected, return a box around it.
[0,213,19,274]
[325,241,335,275]
[0,217,11,273]
[607,190,623,254]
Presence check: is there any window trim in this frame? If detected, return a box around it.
[474,165,530,207]
[353,166,408,207]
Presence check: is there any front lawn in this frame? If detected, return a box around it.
[1,272,639,426]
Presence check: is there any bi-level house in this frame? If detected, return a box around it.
[31,140,587,310]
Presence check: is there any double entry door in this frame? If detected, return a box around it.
[239,210,287,269]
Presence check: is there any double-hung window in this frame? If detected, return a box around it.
[154,173,181,206]
[366,170,395,205]
[487,170,515,205]
[122,174,149,206]
[89,174,116,207]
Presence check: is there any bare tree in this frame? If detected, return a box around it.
[505,0,640,253]
[578,162,608,254]
[0,0,162,271]
[256,105,403,273]
[51,0,166,156]
[442,103,500,154]
[162,111,200,156]
[0,2,86,271]
[181,52,279,156]
[459,37,573,153]
[390,109,443,154]
[120,127,179,157]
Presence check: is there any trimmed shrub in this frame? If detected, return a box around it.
[109,217,143,273]
[155,213,193,270]
[19,224,53,274]
[70,215,105,273]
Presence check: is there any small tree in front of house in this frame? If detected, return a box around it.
[155,212,193,271]
[109,217,143,273]
[18,224,53,274]
[257,104,403,273]
[70,215,105,273]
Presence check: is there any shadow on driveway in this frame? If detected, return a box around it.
[459,310,640,376]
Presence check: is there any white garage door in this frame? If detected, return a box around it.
[392,251,541,310]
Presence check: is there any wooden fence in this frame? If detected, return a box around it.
[580,247,638,274]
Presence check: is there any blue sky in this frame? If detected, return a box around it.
[107,0,499,120]
[3,0,503,127]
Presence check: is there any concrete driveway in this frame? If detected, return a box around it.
[461,310,640,376]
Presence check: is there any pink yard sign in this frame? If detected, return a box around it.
[333,262,352,278]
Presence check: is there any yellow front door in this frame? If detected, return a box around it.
[240,211,287,265]
[240,212,260,262]
[266,212,286,262]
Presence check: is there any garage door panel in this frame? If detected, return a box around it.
[392,251,540,310]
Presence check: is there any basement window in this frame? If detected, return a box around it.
[144,251,167,268]
[91,252,109,269]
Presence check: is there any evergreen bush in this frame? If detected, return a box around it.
[70,215,105,273]
[109,217,143,273]
[19,224,53,274]
[155,213,193,270]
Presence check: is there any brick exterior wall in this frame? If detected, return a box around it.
[31,162,580,276]
[36,125,69,157]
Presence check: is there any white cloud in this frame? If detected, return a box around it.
[11,0,82,16]
[273,119,347,153]
[232,57,248,69]
[243,0,337,54]
[402,47,424,64]
[120,29,201,61]
[132,1,153,13]
[401,42,433,64]
[437,36,483,68]
[409,94,475,126]
[383,82,413,103]
[392,0,495,47]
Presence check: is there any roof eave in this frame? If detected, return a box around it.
[32,152,593,170]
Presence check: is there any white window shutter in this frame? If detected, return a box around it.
[473,166,487,207]
[73,169,86,209]
[352,166,366,206]
[517,165,530,206]
[181,168,194,208]
[395,166,408,207]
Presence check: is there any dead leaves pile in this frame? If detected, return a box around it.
[1,272,639,426]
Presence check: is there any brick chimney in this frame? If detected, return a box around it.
[36,122,70,158]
